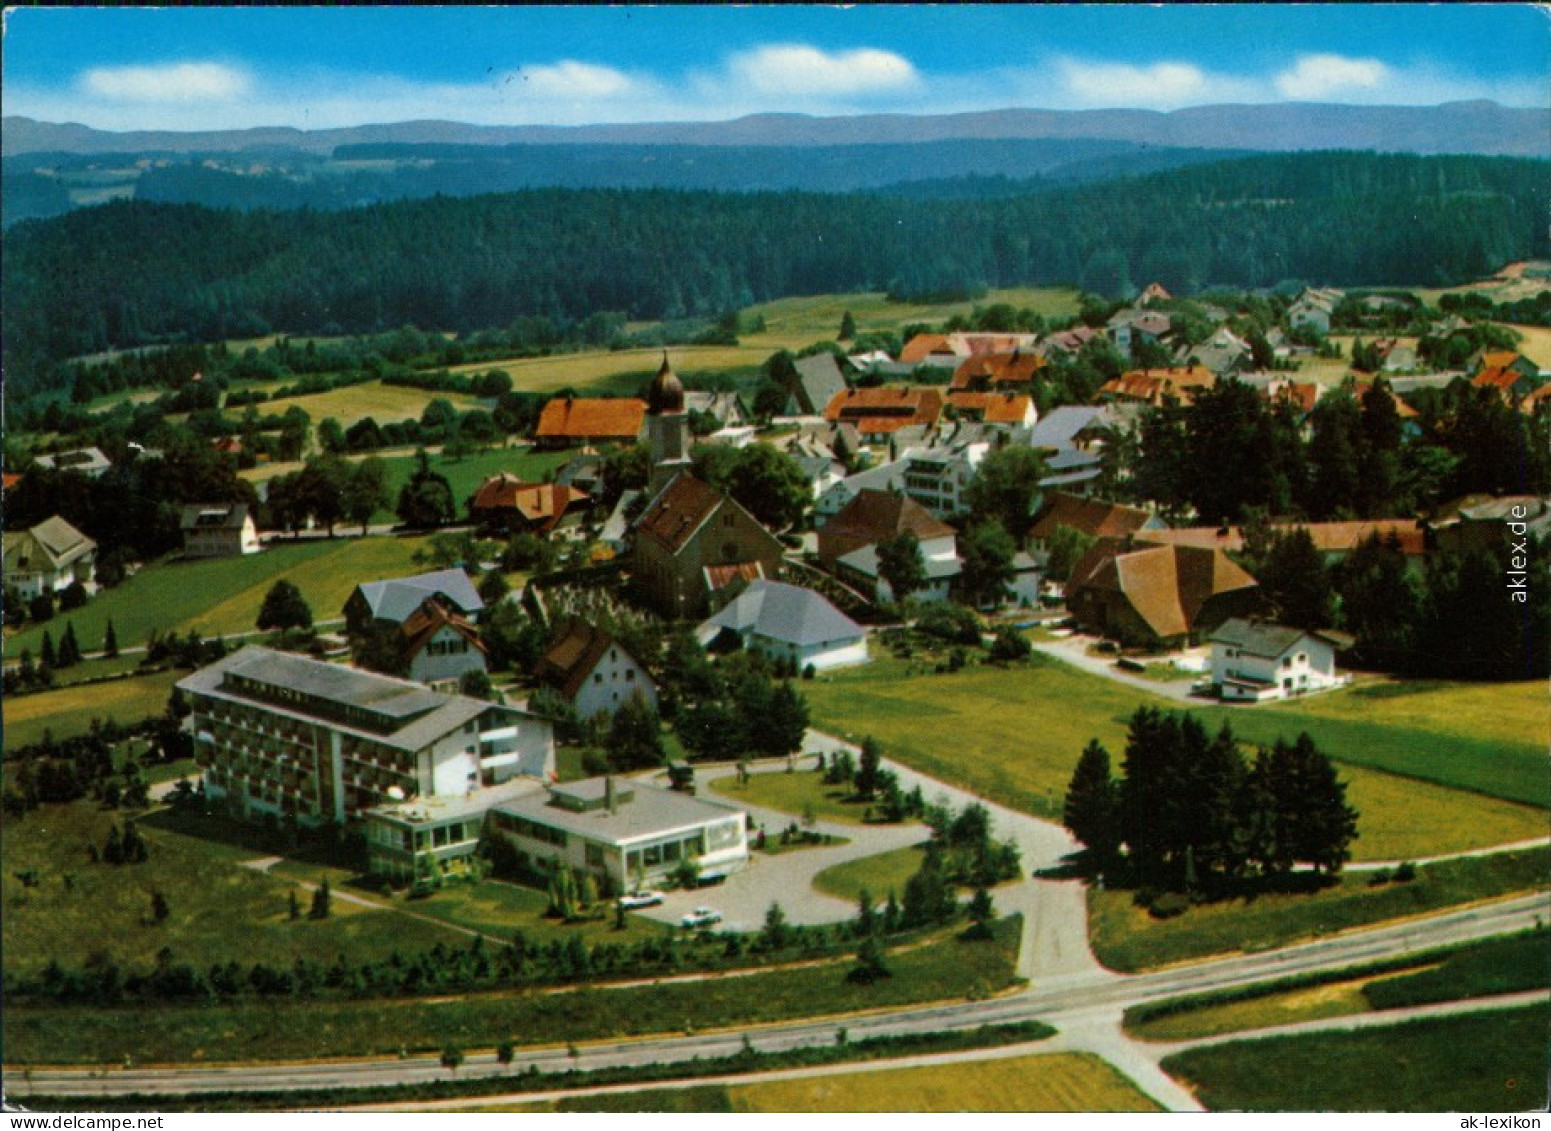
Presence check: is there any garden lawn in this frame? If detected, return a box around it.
[1088,846,1549,973]
[813,845,930,905]
[728,1052,1160,1113]
[1161,1004,1548,1112]
[3,540,339,661]
[1,918,1022,1065]
[3,669,184,752]
[710,769,888,826]
[0,800,470,978]
[803,656,1547,859]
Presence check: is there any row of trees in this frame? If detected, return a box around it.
[1064,707,1358,893]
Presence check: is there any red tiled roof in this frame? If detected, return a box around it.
[1472,367,1523,392]
[2,473,20,491]
[949,350,1047,391]
[823,387,943,429]
[538,619,637,702]
[947,391,1033,424]
[1269,382,1321,415]
[398,598,485,663]
[1521,384,1551,414]
[899,334,956,363]
[820,488,954,549]
[1099,366,1215,405]
[1030,492,1158,541]
[705,561,765,592]
[1140,520,1426,557]
[632,474,724,554]
[210,436,243,454]
[470,474,584,533]
[535,397,646,442]
[1478,350,1520,373]
[1067,539,1257,641]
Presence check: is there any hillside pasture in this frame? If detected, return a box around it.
[255,379,485,428]
[3,669,184,752]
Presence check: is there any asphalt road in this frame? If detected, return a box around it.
[11,891,1543,1102]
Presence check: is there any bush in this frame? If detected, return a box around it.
[1393,861,1417,883]
[1148,892,1192,920]
[914,602,982,646]
[988,629,1031,662]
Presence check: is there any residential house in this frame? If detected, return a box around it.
[488,777,749,890]
[1428,495,1551,556]
[823,386,944,442]
[555,451,606,499]
[949,350,1047,393]
[945,391,1037,437]
[1065,537,1261,650]
[813,458,907,523]
[783,352,851,417]
[533,397,647,449]
[628,474,785,619]
[179,645,554,840]
[537,620,660,721]
[1288,288,1342,336]
[1209,618,1350,702]
[1141,520,1428,574]
[469,474,588,534]
[1372,338,1418,373]
[345,569,485,635]
[1036,448,1105,496]
[1183,327,1252,376]
[1028,405,1120,454]
[818,489,960,602]
[1028,492,1166,554]
[900,332,1039,366]
[180,503,262,559]
[900,441,988,519]
[398,599,488,689]
[1106,310,1173,359]
[1137,282,1173,306]
[1098,365,1215,406]
[696,579,867,672]
[1472,355,1542,403]
[684,390,750,430]
[1036,326,1101,360]
[34,446,112,479]
[2,516,97,600]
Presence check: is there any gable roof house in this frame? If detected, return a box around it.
[1141,520,1428,573]
[1028,491,1167,552]
[945,391,1038,435]
[697,579,868,672]
[34,446,112,479]
[345,568,486,635]
[469,474,588,534]
[538,620,659,720]
[1183,327,1252,376]
[1098,365,1216,406]
[949,350,1048,393]
[534,397,647,449]
[2,516,98,601]
[628,474,785,620]
[397,598,488,689]
[814,458,907,523]
[1288,289,1341,336]
[1065,537,1262,650]
[1106,310,1173,359]
[180,503,262,559]
[818,488,961,603]
[824,386,944,442]
[1209,618,1351,702]
[1037,326,1102,360]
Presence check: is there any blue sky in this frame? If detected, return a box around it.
[3,5,1546,131]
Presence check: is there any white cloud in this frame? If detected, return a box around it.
[511,60,636,100]
[725,44,919,97]
[81,62,251,104]
[1049,57,1264,110]
[1275,54,1390,100]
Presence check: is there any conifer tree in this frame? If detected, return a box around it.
[103,619,119,659]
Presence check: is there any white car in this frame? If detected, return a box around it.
[617,890,665,910]
[680,906,722,929]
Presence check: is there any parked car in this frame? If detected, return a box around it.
[680,906,722,929]
[618,890,665,910]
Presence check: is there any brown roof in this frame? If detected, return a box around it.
[1269,382,1321,415]
[1521,384,1551,414]
[949,350,1047,391]
[1472,366,1524,392]
[1140,520,1426,557]
[1067,539,1258,641]
[537,620,642,702]
[470,474,584,532]
[535,397,646,442]
[631,474,724,554]
[1478,350,1521,372]
[1029,492,1158,541]
[705,561,766,593]
[824,387,943,430]
[1099,366,1215,405]
[2,473,20,491]
[822,488,955,546]
[947,391,1034,424]
[399,598,486,663]
[899,334,956,363]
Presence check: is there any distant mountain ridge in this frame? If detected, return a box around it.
[6,100,1548,158]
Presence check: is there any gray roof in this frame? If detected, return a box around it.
[177,645,530,753]
[1045,448,1102,472]
[1029,406,1108,450]
[355,568,484,623]
[700,579,864,648]
[1037,468,1103,489]
[791,353,849,414]
[838,543,962,582]
[1208,618,1342,658]
[180,503,252,532]
[496,779,744,847]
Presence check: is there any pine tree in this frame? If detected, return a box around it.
[57,622,81,668]
[847,934,891,983]
[855,737,883,800]
[310,878,331,920]
[40,629,56,669]
[103,619,119,659]
[151,891,170,923]
[289,890,301,920]
[839,310,857,340]
[1063,739,1121,866]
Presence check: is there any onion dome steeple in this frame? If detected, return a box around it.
[647,352,685,415]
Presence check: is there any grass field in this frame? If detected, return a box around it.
[709,769,892,826]
[813,845,931,905]
[2,535,439,663]
[446,345,770,396]
[741,288,1085,352]
[803,655,1548,860]
[1511,324,1551,368]
[1087,846,1549,973]
[1126,929,1549,1041]
[253,379,484,428]
[1161,1004,1549,1112]
[0,800,470,981]
[1,917,1022,1065]
[3,669,184,751]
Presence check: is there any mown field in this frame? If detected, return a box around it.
[2,917,1021,1065]
[813,845,931,905]
[1161,1004,1548,1112]
[803,654,1548,861]
[3,668,185,751]
[2,534,437,663]
[247,378,485,429]
[709,769,892,826]
[1087,846,1549,973]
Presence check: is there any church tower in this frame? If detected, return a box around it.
[646,352,692,494]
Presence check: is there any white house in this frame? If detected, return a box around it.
[1208,618,1350,702]
[537,620,660,721]
[35,446,112,479]
[696,579,868,672]
[2,516,97,600]
[180,503,262,558]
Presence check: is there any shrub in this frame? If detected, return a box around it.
[1148,892,1192,920]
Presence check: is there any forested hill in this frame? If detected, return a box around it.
[5,151,1546,395]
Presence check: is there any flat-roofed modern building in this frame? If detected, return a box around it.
[178,646,554,829]
[489,777,749,890]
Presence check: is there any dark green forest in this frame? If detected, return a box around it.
[5,151,1546,399]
